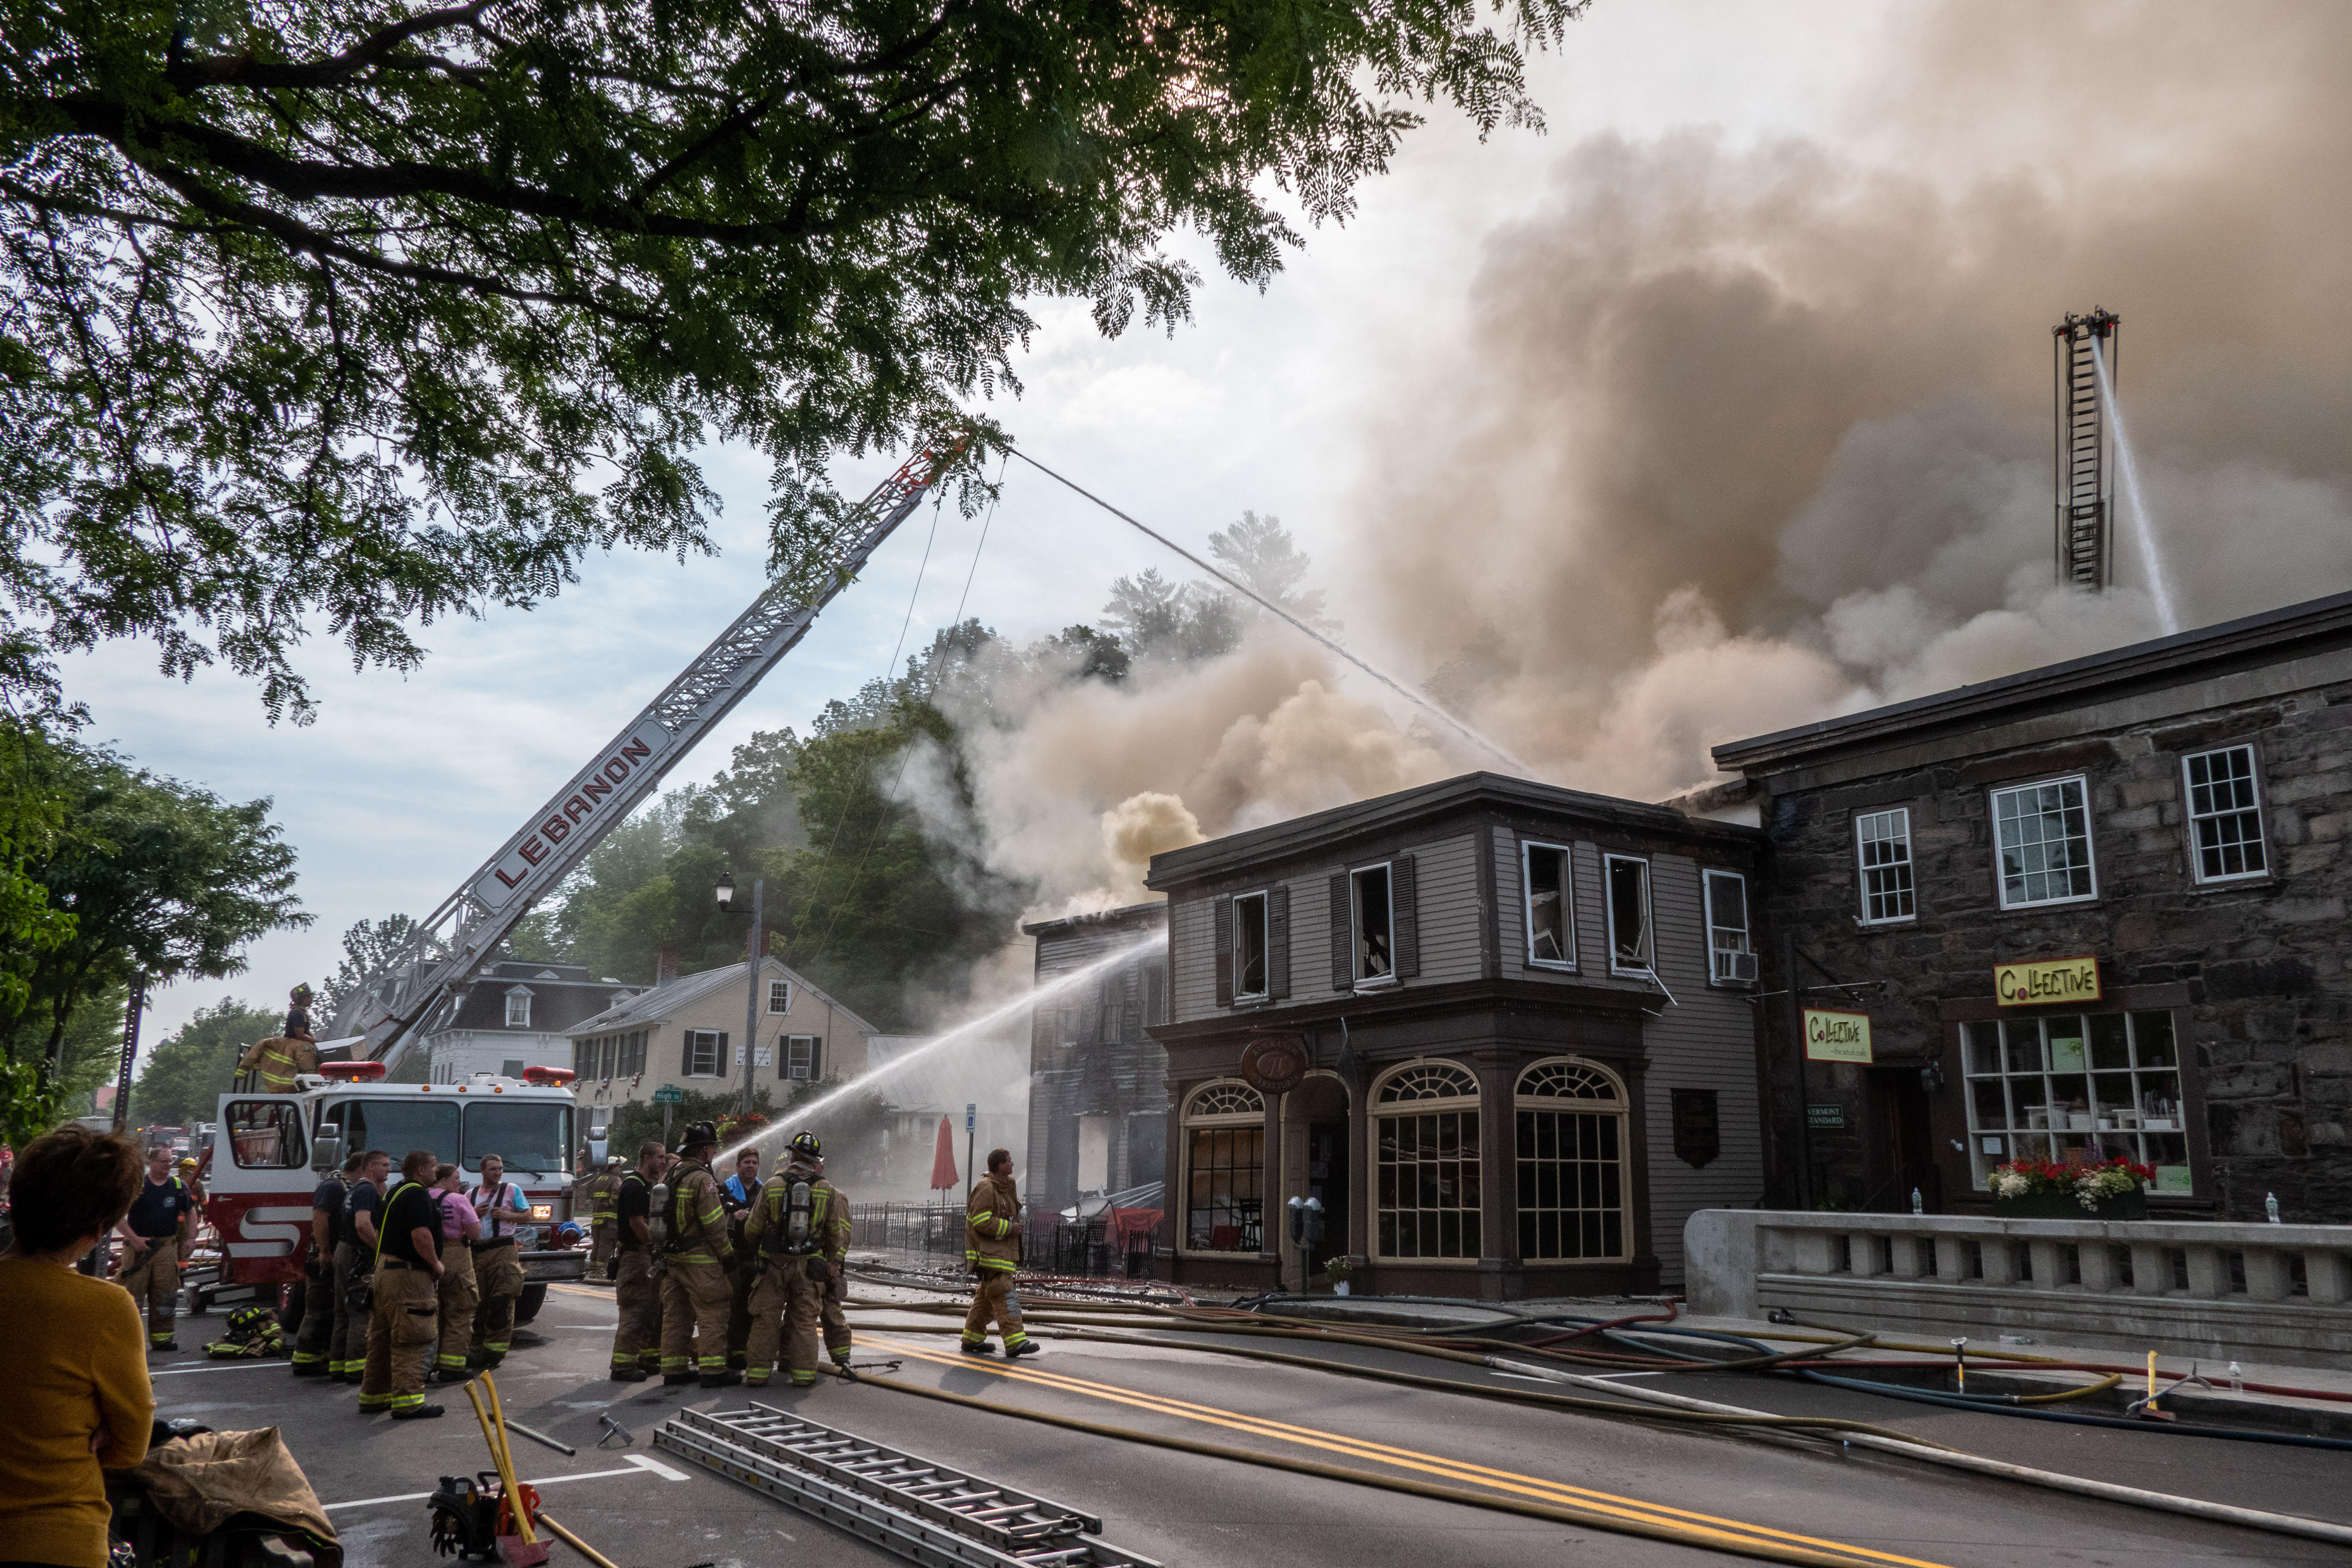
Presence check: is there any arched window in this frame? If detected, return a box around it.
[1372,1060,1482,1260]
[1515,1057,1628,1261]
[1183,1079,1265,1253]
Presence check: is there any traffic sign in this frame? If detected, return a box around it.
[654,1086,685,1105]
[965,1102,976,1132]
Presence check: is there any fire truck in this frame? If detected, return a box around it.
[199,1060,585,1323]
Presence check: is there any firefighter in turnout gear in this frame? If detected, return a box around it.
[234,1023,320,1094]
[963,1148,1034,1357]
[115,1142,196,1351]
[585,1158,622,1268]
[608,1143,669,1381]
[658,1123,737,1387]
[359,1149,447,1418]
[467,1152,532,1366]
[744,1131,853,1388]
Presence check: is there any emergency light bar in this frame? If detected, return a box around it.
[318,1061,388,1081]
[521,1066,576,1087]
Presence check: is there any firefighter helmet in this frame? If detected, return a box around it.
[788,1130,821,1162]
[678,1120,720,1152]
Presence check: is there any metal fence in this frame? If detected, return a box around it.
[846,1202,1166,1279]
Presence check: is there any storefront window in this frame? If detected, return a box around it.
[1183,1080,1265,1252]
[1514,1060,1626,1260]
[1962,1012,2188,1192]
[1375,1062,1482,1259]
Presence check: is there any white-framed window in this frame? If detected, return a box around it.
[1514,1059,1628,1261]
[1522,841,1574,969]
[1351,863,1395,985]
[1602,855,1652,974]
[1182,1080,1266,1253]
[1961,1011,2190,1194]
[504,987,533,1028]
[1374,1061,1482,1260]
[767,978,792,1015]
[1233,891,1270,1000]
[784,1035,819,1081]
[1703,870,1756,985]
[1992,776,2098,908]
[684,1029,722,1077]
[1855,808,1916,924]
[2182,745,2267,884]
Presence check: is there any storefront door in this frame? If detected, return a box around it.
[1866,1069,1939,1213]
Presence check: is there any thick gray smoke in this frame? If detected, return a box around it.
[905,0,2352,921]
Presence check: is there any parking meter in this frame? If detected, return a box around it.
[1286,1196,1325,1294]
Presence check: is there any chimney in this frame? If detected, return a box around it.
[655,946,680,989]
[759,928,772,959]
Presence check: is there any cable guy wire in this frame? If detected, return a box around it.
[1007,446,1537,776]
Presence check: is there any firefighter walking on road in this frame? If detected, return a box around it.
[743,1131,852,1389]
[962,1148,1035,1358]
[609,1142,669,1381]
[114,1142,196,1352]
[658,1123,737,1387]
[358,1149,447,1418]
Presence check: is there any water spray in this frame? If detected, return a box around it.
[1007,446,1538,777]
[714,928,1167,1170]
[2088,338,2184,635]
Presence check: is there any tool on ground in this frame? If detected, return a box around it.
[464,1373,549,1566]
[533,1512,623,1568]
[428,1472,502,1562]
[503,1419,576,1456]
[594,1413,633,1449]
[653,1403,1160,1566]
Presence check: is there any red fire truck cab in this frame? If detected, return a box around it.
[201,1063,587,1323]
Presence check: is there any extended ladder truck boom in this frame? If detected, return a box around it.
[334,439,965,1069]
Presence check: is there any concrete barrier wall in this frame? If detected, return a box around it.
[1683,1210,2352,1369]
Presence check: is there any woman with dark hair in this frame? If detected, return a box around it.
[0,1124,156,1568]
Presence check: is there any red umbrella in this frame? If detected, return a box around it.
[929,1115,960,1192]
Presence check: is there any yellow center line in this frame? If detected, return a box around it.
[867,1335,1951,1568]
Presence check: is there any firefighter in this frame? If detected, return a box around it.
[291,1150,363,1376]
[358,1148,447,1418]
[586,1157,623,1268]
[656,1121,736,1387]
[430,1162,482,1383]
[720,1146,761,1367]
[114,1142,196,1351]
[234,1022,320,1093]
[742,1131,853,1389]
[962,1148,1035,1358]
[468,1152,533,1368]
[333,1149,392,1380]
[608,1142,668,1381]
[285,982,316,1039]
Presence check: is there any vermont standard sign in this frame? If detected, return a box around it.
[1239,1035,1309,1096]
[1996,955,2101,1008]
[1803,1008,1874,1063]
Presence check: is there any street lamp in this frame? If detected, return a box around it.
[714,871,735,911]
[717,871,761,1116]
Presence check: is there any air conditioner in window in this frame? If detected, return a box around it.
[1712,948,1759,984]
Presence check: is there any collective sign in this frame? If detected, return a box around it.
[1994,956,2101,1008]
[1802,1008,1874,1064]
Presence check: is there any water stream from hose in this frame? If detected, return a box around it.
[714,928,1167,1170]
[2090,339,2184,635]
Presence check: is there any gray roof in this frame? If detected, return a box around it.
[1020,901,1166,938]
[563,955,878,1039]
[1712,589,2352,774]
[1144,770,1761,890]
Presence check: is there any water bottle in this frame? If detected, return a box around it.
[2265,1192,2282,1224]
[1911,1187,1923,1216]
[2228,1361,2244,1393]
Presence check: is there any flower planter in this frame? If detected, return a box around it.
[1991,1189,2148,1221]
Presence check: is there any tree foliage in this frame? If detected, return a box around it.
[2,0,1580,718]
[129,994,280,1128]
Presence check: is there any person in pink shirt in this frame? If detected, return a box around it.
[430,1164,481,1384]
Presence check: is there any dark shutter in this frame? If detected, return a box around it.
[1329,872,1352,990]
[1268,885,1292,998]
[681,1030,696,1078]
[810,1036,824,1081]
[717,1032,730,1076]
[1213,896,1234,1008]
[1393,854,1421,978]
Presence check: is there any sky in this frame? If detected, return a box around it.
[64,2,2352,1048]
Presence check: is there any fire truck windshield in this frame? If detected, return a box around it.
[338,1099,460,1166]
[463,1102,573,1177]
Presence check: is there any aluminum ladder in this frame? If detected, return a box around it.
[652,1404,1163,1568]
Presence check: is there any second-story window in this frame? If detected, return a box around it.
[1351,863,1394,984]
[1855,808,1916,923]
[1992,777,2097,908]
[1522,842,1574,968]
[1232,891,1270,999]
[1703,870,1755,984]
[684,1029,723,1077]
[767,978,792,1015]
[504,988,533,1028]
[2183,744,2267,884]
[1603,855,1652,974]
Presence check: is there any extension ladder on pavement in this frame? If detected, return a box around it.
[653,1404,1162,1568]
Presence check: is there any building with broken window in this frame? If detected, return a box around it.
[1142,775,1766,1298]
[1023,903,1171,1216]
[1712,590,2352,1225]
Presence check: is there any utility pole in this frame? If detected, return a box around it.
[740,878,765,1118]
[111,974,147,1134]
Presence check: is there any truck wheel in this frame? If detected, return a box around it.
[514,1281,548,1326]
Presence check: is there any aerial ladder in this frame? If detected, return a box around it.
[2054,309,2119,591]
[332,439,967,1070]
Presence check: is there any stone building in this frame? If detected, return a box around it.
[1023,903,1171,1214]
[1143,774,1767,1298]
[1711,590,2352,1223]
